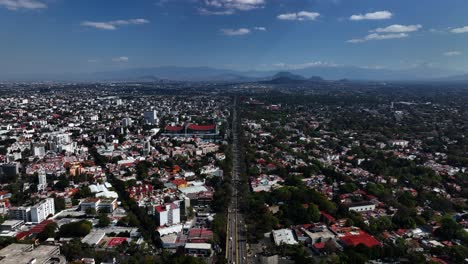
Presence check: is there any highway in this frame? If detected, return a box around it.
[226,97,248,264]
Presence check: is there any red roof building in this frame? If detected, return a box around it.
[187,124,216,131]
[340,231,380,248]
[16,231,31,240]
[165,126,184,132]
[187,228,213,243]
[30,220,55,234]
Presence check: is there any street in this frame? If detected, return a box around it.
[226,97,248,264]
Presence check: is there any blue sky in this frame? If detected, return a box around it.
[1,0,468,75]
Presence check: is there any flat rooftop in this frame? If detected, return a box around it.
[0,244,65,263]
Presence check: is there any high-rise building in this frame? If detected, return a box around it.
[121,118,133,127]
[144,110,159,125]
[38,172,47,192]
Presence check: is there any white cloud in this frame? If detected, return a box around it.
[204,0,264,12]
[221,28,251,36]
[277,11,320,21]
[451,26,468,34]
[81,19,149,30]
[350,11,392,21]
[0,0,47,10]
[253,26,266,31]
[443,51,462,56]
[272,61,338,70]
[347,33,408,43]
[372,24,422,33]
[112,56,129,62]
[199,7,234,15]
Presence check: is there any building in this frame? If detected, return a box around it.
[0,163,19,178]
[272,229,298,246]
[0,243,65,263]
[30,198,55,223]
[121,118,133,127]
[98,198,118,213]
[154,203,180,227]
[186,124,217,135]
[80,198,101,212]
[32,143,46,157]
[144,110,159,125]
[0,220,24,232]
[80,198,117,213]
[82,231,106,246]
[389,140,409,148]
[8,207,30,222]
[184,243,212,257]
[348,201,376,212]
[340,231,380,248]
[38,172,47,192]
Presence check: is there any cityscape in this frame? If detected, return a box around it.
[0,1,468,264]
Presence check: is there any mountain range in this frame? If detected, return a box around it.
[1,64,467,82]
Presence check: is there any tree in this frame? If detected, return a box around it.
[98,213,111,227]
[435,216,462,240]
[85,208,96,216]
[307,204,321,223]
[54,175,69,191]
[59,220,92,237]
[54,197,66,212]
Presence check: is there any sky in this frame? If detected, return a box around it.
[1,0,468,75]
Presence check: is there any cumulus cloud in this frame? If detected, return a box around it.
[347,33,408,43]
[451,26,468,34]
[277,11,320,21]
[112,56,129,62]
[253,26,266,31]
[204,0,264,13]
[350,11,392,21]
[0,0,47,10]
[443,51,462,56]
[81,19,149,30]
[221,28,251,36]
[372,24,422,33]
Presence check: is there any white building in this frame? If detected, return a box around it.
[9,198,55,223]
[389,140,409,148]
[272,229,298,246]
[30,198,55,223]
[33,143,46,157]
[38,172,47,191]
[155,203,180,227]
[348,202,376,213]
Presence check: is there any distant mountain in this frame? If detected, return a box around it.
[1,64,466,82]
[262,77,307,85]
[308,76,324,82]
[271,72,306,80]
